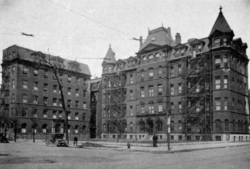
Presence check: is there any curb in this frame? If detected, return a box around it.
[113,143,250,154]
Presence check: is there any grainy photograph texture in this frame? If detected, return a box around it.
[0,0,250,169]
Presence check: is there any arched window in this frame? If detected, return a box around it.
[215,119,221,131]
[68,125,71,133]
[148,54,154,60]
[225,119,229,131]
[232,120,235,131]
[156,53,162,60]
[238,120,241,131]
[130,122,133,132]
[82,125,86,132]
[156,119,163,132]
[139,70,145,82]
[178,120,182,131]
[75,125,79,134]
[170,120,175,132]
[158,67,163,78]
[103,123,106,132]
[245,121,248,132]
[108,66,112,72]
[42,124,48,133]
[139,121,145,132]
[149,85,154,97]
[143,56,147,61]
[214,38,220,47]
[158,84,163,96]
[149,68,154,78]
[21,123,27,133]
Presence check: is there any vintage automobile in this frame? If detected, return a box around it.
[56,139,69,147]
[45,133,67,146]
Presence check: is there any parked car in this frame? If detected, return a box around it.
[56,139,68,147]
[0,133,9,143]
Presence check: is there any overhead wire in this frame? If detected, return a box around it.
[46,0,135,39]
[0,25,135,41]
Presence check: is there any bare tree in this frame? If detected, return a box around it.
[31,51,74,143]
[108,117,127,142]
[0,109,20,142]
[30,107,39,143]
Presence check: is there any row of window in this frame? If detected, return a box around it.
[20,108,86,120]
[20,123,86,134]
[215,97,246,111]
[170,64,182,77]
[19,65,87,84]
[168,97,245,113]
[215,75,228,89]
[170,83,182,95]
[175,43,203,58]
[140,67,163,81]
[22,80,87,97]
[215,54,247,76]
[215,119,248,132]
[20,94,87,109]
[142,53,164,62]
[139,84,163,98]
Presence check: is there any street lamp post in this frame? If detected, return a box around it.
[167,109,171,151]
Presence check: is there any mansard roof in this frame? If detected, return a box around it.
[3,45,91,75]
[139,27,175,52]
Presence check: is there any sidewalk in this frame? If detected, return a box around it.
[84,141,250,153]
[12,139,250,153]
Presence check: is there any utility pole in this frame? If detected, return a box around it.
[132,36,143,48]
[166,49,171,151]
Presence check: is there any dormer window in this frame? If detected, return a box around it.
[151,37,156,41]
[223,38,227,46]
[108,66,112,72]
[149,54,154,60]
[198,44,202,52]
[143,56,147,61]
[156,53,162,60]
[103,67,107,73]
[214,39,220,47]
[181,49,185,56]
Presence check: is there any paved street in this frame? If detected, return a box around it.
[1,141,250,169]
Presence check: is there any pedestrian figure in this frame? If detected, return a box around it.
[152,134,158,147]
[74,136,78,146]
[127,142,131,149]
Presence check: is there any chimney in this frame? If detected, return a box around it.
[168,27,171,37]
[175,33,181,44]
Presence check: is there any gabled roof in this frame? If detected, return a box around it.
[139,27,175,52]
[209,8,233,36]
[103,45,116,64]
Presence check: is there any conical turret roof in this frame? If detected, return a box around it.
[209,7,232,36]
[103,44,116,64]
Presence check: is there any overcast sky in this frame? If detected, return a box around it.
[1,0,250,80]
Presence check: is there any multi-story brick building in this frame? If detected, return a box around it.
[0,45,91,140]
[100,8,249,141]
[89,78,102,138]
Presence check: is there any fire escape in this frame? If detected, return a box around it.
[0,68,10,133]
[181,51,213,141]
[104,72,127,137]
